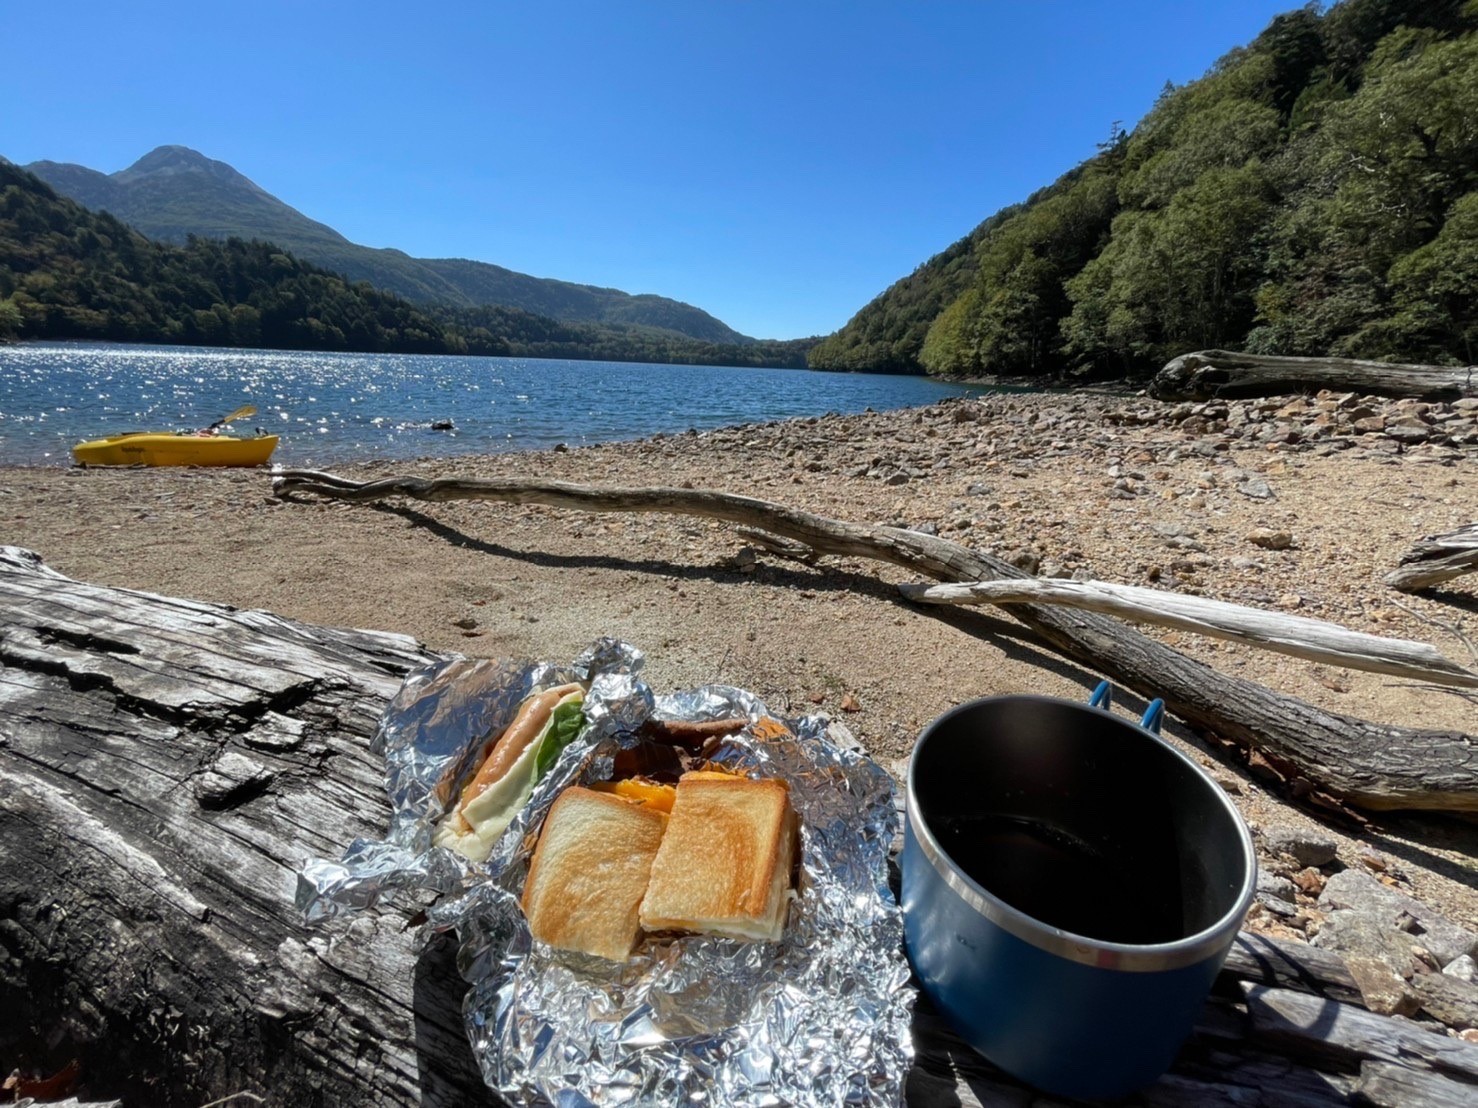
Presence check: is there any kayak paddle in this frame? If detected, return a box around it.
[207,404,258,433]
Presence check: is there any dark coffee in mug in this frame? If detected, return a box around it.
[929,811,1189,945]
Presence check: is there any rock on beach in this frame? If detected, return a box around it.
[4,385,1477,955]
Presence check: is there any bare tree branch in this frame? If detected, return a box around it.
[899,577,1478,688]
[270,469,1478,814]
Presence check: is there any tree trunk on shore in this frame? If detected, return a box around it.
[1386,523,1478,593]
[5,546,1478,1107]
[270,470,1478,815]
[1151,350,1478,401]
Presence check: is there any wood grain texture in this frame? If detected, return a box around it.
[1151,350,1478,401]
[1386,522,1478,592]
[899,577,1478,687]
[1244,983,1478,1080]
[1220,933,1364,1007]
[1354,1061,1478,1108]
[0,546,496,1107]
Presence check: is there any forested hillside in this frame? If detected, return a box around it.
[810,0,1478,379]
[0,164,813,367]
[25,146,752,345]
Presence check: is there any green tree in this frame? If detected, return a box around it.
[1252,25,1478,356]
[1365,191,1478,360]
[919,162,1120,377]
[1118,97,1281,209]
[1065,164,1273,368]
[0,297,23,337]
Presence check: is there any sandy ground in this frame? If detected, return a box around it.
[3,391,1475,934]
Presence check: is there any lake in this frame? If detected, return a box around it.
[0,343,987,467]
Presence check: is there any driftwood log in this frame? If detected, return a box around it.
[4,548,1478,1108]
[1386,523,1478,594]
[0,547,493,1106]
[897,577,1478,688]
[271,469,1478,815]
[1151,350,1478,401]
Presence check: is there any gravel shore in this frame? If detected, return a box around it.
[5,387,1475,950]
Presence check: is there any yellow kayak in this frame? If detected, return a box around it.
[72,432,280,467]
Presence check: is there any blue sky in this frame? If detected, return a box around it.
[6,1,1301,339]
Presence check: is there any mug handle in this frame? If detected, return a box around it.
[1088,681,1166,735]
[1140,699,1165,735]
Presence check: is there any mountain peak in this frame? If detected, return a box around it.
[27,145,750,342]
[130,144,211,168]
[116,145,270,198]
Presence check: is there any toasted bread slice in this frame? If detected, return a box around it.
[521,786,669,961]
[638,773,797,942]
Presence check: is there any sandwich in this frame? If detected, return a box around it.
[638,771,798,942]
[520,786,669,961]
[433,681,586,863]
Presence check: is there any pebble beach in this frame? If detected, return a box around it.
[4,386,1476,1019]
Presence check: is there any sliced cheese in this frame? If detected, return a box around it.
[432,689,585,864]
[589,778,678,813]
[433,736,543,861]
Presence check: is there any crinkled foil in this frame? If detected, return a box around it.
[296,643,915,1107]
[294,638,645,921]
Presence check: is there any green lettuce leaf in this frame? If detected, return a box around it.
[533,693,586,781]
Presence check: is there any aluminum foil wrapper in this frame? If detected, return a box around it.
[443,683,916,1108]
[295,643,914,1106]
[294,637,645,922]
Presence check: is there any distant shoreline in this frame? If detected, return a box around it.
[3,337,1155,392]
[1,336,816,373]
[0,342,985,468]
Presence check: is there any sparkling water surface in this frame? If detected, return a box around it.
[0,343,988,466]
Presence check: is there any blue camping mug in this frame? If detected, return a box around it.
[901,683,1255,1099]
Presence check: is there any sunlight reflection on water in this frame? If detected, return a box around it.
[0,343,988,466]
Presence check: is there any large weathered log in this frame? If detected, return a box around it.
[1386,522,1478,593]
[1355,1061,1478,1108]
[0,547,498,1107]
[5,548,1475,1107]
[271,470,1478,814]
[1219,932,1363,1006]
[1151,350,1477,401]
[1243,983,1478,1080]
[898,577,1478,688]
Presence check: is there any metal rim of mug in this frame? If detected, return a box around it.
[906,694,1257,973]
